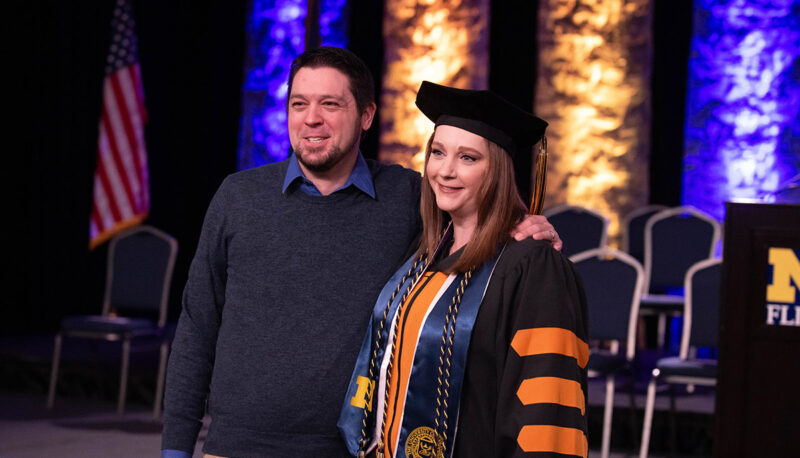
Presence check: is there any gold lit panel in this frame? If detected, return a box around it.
[536,0,652,243]
[379,0,489,171]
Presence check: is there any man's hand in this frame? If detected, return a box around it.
[510,215,562,251]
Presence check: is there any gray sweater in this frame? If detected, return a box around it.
[162,159,421,457]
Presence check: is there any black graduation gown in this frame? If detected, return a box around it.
[452,238,589,458]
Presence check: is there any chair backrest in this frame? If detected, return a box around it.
[571,248,644,360]
[643,206,721,294]
[103,225,178,327]
[773,184,800,204]
[543,204,609,257]
[621,204,668,264]
[680,258,722,359]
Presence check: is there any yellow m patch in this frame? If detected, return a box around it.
[767,248,800,304]
[349,375,375,411]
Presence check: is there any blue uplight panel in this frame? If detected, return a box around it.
[682,0,800,220]
[320,0,349,48]
[237,0,349,170]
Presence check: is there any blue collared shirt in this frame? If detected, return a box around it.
[281,151,375,198]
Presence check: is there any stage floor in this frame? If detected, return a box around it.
[0,335,713,457]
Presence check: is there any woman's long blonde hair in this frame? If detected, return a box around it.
[419,130,527,273]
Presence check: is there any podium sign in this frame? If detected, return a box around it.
[714,202,800,457]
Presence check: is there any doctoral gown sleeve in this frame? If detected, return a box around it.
[454,239,589,458]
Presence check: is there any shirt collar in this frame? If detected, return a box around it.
[282,151,376,199]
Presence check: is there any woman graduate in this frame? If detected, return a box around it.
[338,82,588,458]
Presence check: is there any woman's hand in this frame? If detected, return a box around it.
[510,215,562,251]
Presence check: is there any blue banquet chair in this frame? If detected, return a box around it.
[571,248,644,458]
[47,225,177,418]
[639,206,720,348]
[543,204,609,257]
[621,204,668,265]
[639,258,722,458]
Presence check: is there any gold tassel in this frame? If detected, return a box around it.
[528,136,548,215]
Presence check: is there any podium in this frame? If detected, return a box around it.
[714,202,800,457]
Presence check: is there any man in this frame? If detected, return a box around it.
[162,47,561,457]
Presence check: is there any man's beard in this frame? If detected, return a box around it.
[294,144,349,173]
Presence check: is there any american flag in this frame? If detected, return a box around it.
[90,0,150,248]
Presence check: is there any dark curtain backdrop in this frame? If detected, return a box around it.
[348,0,385,160]
[6,1,245,337]
[136,1,246,322]
[5,0,689,337]
[651,0,693,205]
[7,2,113,337]
[489,0,539,203]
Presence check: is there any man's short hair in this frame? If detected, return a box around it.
[287,46,376,113]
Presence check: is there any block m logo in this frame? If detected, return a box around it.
[767,248,800,304]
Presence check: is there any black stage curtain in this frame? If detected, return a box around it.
[5,1,245,336]
[135,1,246,322]
[651,0,693,205]
[348,0,385,161]
[7,2,112,336]
[489,0,539,204]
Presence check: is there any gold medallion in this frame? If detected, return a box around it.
[405,426,443,458]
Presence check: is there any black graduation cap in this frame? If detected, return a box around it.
[415,81,548,159]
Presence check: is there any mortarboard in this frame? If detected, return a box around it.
[414,81,547,159]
